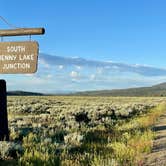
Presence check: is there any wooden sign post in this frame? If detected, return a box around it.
[0,28,45,37]
[0,28,45,141]
[0,80,9,141]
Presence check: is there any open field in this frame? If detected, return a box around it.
[1,96,166,165]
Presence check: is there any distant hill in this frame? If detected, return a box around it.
[7,91,43,96]
[74,82,166,97]
[6,82,166,96]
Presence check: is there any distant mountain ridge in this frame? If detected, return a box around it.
[7,91,43,96]
[74,82,166,96]
[7,82,166,96]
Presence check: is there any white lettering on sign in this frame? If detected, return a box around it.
[19,54,34,61]
[0,41,38,73]
[0,55,17,61]
[7,46,26,53]
[2,63,30,70]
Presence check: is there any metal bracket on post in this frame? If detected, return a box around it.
[0,80,9,141]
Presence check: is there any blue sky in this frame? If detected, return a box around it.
[1,0,166,92]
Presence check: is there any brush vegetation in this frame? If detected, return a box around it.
[0,96,165,166]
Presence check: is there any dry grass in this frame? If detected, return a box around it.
[0,96,166,165]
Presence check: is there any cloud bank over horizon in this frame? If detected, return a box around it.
[2,53,166,93]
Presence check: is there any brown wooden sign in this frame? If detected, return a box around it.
[0,41,38,73]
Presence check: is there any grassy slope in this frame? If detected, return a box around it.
[74,83,166,97]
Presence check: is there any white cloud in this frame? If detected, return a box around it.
[58,65,64,69]
[4,54,166,92]
[40,54,166,77]
[112,65,120,69]
[25,74,34,77]
[39,58,51,69]
[90,74,96,80]
[104,66,111,69]
[75,65,82,70]
[96,67,103,74]
[70,71,79,78]
[47,74,53,79]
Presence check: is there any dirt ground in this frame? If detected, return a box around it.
[143,114,166,165]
